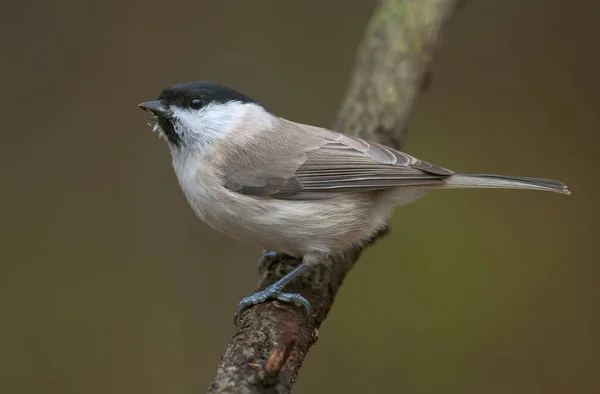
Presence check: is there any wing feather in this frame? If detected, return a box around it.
[220,118,453,199]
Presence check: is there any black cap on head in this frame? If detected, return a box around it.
[158,81,264,110]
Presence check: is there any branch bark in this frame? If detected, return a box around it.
[208,1,464,393]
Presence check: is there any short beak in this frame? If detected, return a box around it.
[138,100,170,117]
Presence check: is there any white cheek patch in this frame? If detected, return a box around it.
[171,101,249,148]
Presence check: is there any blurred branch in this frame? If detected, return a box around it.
[208,1,464,393]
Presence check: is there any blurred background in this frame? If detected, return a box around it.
[1,0,598,393]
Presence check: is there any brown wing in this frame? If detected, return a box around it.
[221,119,453,200]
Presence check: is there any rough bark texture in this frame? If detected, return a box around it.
[208,1,463,393]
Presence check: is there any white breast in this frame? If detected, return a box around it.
[172,147,385,256]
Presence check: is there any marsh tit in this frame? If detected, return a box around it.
[139,81,570,322]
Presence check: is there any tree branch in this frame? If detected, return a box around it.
[208,1,464,393]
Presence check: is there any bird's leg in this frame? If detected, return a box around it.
[233,253,327,324]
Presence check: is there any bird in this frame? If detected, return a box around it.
[138,81,570,322]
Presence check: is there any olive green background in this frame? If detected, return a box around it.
[1,1,598,393]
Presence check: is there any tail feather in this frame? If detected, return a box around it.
[443,173,570,195]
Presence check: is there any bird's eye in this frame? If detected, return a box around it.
[189,97,203,110]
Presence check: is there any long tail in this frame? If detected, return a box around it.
[443,173,570,195]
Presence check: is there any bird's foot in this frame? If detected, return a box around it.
[233,263,311,324]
